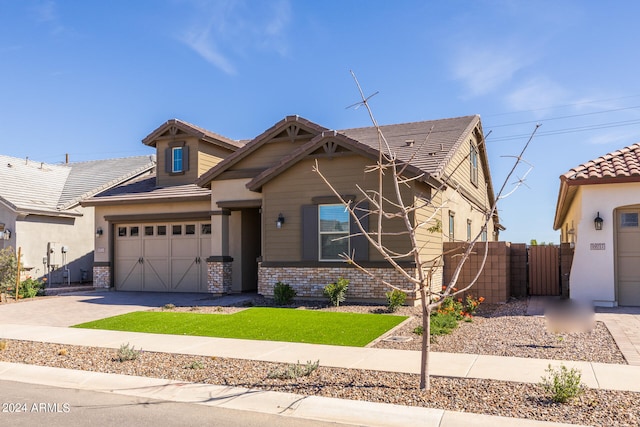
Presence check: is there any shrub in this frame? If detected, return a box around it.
[273,281,296,305]
[464,295,485,316]
[0,340,7,351]
[58,348,68,356]
[163,303,176,310]
[14,277,44,299]
[430,312,459,336]
[267,360,320,379]
[185,360,205,370]
[539,364,585,403]
[0,247,17,295]
[324,278,349,307]
[116,343,141,362]
[386,289,406,313]
[412,326,423,336]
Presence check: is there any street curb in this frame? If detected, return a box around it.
[0,362,586,427]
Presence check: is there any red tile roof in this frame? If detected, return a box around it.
[563,143,640,182]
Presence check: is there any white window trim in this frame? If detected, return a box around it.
[318,204,350,261]
[172,147,183,173]
[470,142,479,186]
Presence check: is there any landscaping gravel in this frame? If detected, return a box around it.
[1,297,638,426]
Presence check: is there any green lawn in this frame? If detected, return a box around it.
[72,308,407,347]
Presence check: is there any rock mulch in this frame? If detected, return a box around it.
[1,298,639,426]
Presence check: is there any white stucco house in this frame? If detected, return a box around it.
[0,154,156,285]
[554,143,640,306]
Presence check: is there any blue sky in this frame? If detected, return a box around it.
[2,0,640,244]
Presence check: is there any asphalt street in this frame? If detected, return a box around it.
[0,380,347,427]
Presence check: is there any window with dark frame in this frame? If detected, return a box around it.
[201,224,212,235]
[130,226,139,237]
[118,227,127,237]
[172,225,182,235]
[157,225,167,236]
[144,226,154,236]
[185,224,196,235]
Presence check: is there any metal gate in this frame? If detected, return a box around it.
[528,245,561,296]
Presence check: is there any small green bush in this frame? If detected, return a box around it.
[324,278,349,307]
[163,303,176,310]
[15,277,44,299]
[0,247,17,294]
[430,312,459,336]
[267,360,320,379]
[116,342,141,362]
[273,281,296,305]
[386,289,406,312]
[412,326,423,336]
[539,364,585,403]
[185,360,205,370]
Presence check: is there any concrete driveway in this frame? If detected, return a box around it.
[0,291,248,327]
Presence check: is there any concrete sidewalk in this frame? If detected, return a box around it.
[0,361,584,427]
[1,292,639,426]
[1,322,640,393]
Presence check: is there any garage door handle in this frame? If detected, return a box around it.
[138,257,143,264]
[195,257,201,264]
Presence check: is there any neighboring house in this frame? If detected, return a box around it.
[554,143,640,307]
[83,119,244,292]
[196,115,499,303]
[0,154,156,284]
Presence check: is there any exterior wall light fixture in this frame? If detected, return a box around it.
[96,226,104,236]
[2,229,10,240]
[594,212,603,231]
[276,213,285,229]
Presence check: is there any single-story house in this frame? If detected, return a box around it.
[87,114,499,303]
[0,154,155,284]
[554,143,640,307]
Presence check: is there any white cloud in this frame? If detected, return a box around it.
[178,0,291,75]
[505,77,569,115]
[452,46,530,97]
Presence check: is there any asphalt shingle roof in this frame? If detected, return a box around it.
[0,155,156,216]
[339,115,479,179]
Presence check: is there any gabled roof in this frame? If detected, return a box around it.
[142,118,243,151]
[0,155,156,217]
[553,143,640,229]
[82,173,211,206]
[196,115,329,188]
[198,115,483,193]
[246,115,481,192]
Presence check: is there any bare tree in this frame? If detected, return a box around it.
[313,71,538,390]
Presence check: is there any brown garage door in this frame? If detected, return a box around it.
[617,208,640,306]
[115,222,211,292]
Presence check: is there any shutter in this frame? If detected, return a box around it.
[350,201,369,261]
[165,147,172,173]
[182,146,189,171]
[301,205,318,261]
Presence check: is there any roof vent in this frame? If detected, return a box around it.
[405,139,415,147]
